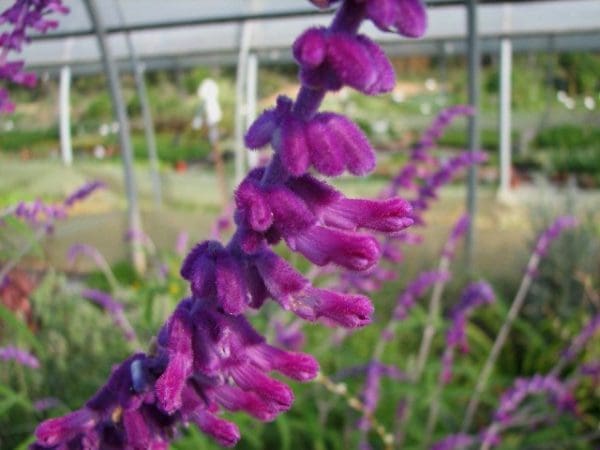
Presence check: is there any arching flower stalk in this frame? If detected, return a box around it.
[426,282,495,438]
[462,216,578,432]
[31,1,426,448]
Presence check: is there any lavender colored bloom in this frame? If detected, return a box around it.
[63,181,105,207]
[0,0,68,113]
[67,243,106,269]
[80,289,137,342]
[533,215,578,258]
[394,270,450,320]
[411,151,487,225]
[562,314,600,361]
[430,433,474,450]
[441,214,470,260]
[0,345,39,368]
[493,374,576,424]
[441,282,495,383]
[411,105,474,162]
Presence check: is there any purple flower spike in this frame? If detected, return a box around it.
[493,375,576,425]
[394,270,450,319]
[63,181,105,207]
[562,314,600,361]
[0,345,39,368]
[321,197,413,232]
[534,215,578,258]
[366,0,428,38]
[442,282,495,383]
[31,0,419,446]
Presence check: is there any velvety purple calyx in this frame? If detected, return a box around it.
[246,98,376,177]
[294,27,395,95]
[365,0,427,38]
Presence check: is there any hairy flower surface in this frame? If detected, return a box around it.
[31,0,422,448]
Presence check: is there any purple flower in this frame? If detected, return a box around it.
[533,216,578,258]
[441,214,471,260]
[441,282,495,383]
[430,433,474,450]
[63,181,105,207]
[411,151,487,225]
[394,270,450,320]
[562,314,600,361]
[493,374,576,424]
[31,0,423,447]
[0,345,39,368]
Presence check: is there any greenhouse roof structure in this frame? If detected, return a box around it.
[11,0,600,74]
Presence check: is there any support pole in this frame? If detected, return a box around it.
[498,38,513,199]
[246,53,259,169]
[234,20,253,184]
[83,0,146,274]
[114,0,162,207]
[59,65,72,166]
[465,0,480,270]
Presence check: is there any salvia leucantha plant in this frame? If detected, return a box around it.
[27,0,431,448]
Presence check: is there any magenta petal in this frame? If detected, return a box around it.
[395,0,427,38]
[305,288,373,328]
[35,409,96,447]
[155,309,194,414]
[230,363,294,409]
[366,0,400,30]
[306,114,346,176]
[246,344,319,381]
[193,411,240,448]
[123,410,154,449]
[293,27,328,68]
[253,250,308,307]
[278,114,310,176]
[214,386,280,421]
[322,197,413,232]
[325,113,375,175]
[288,225,381,271]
